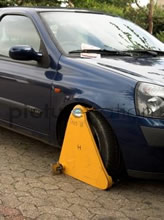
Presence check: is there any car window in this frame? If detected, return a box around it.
[41,12,164,54]
[0,15,41,57]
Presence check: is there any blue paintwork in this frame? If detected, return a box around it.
[0,7,164,177]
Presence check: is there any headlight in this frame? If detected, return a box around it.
[136,82,164,118]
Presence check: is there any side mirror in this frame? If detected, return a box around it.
[9,45,42,62]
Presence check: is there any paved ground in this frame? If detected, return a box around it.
[0,127,164,220]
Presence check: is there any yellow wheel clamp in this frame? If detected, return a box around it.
[52,105,113,190]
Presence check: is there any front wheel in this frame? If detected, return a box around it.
[87,111,125,181]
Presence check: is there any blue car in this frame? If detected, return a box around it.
[0,7,164,181]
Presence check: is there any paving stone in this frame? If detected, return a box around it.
[14,181,30,192]
[18,196,49,207]
[0,184,16,194]
[37,214,58,220]
[46,189,78,199]
[44,183,59,190]
[66,197,101,208]
[18,203,40,219]
[75,189,98,201]
[46,196,71,209]
[1,194,21,208]
[0,175,14,185]
[58,182,76,193]
[38,206,73,217]
[30,188,47,199]
[24,170,42,178]
[69,204,94,219]
[90,207,125,218]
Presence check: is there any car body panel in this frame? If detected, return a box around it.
[81,56,164,85]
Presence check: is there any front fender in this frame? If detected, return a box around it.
[55,56,137,116]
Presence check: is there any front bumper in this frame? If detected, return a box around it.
[101,110,164,177]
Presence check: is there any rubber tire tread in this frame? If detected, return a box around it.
[87,111,125,181]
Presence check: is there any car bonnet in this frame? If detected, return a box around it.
[80,56,164,86]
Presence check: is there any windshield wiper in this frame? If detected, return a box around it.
[125,49,164,57]
[69,49,132,56]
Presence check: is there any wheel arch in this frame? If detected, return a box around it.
[56,99,117,146]
[56,100,101,146]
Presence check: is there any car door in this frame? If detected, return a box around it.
[0,14,53,137]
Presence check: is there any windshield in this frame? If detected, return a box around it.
[41,12,164,54]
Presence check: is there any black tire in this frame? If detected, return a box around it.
[87,111,125,181]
